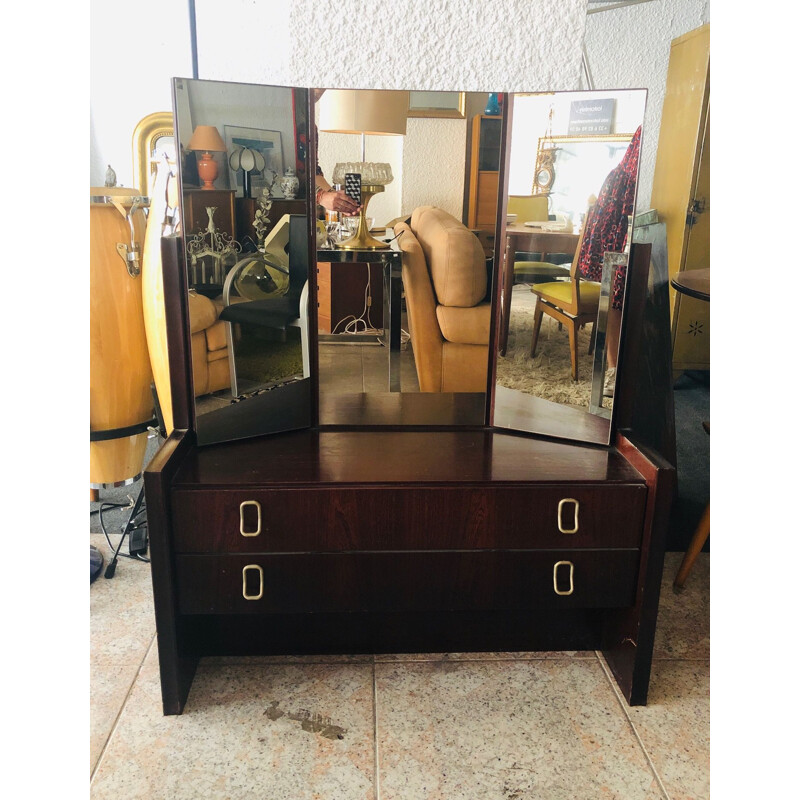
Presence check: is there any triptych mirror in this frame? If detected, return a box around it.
[168,78,646,447]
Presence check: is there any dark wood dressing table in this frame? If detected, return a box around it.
[145,82,675,716]
[145,236,674,715]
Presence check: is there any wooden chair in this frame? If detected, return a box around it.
[529,209,600,382]
[674,421,710,589]
[507,195,571,284]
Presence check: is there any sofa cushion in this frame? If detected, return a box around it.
[188,291,218,334]
[410,206,486,307]
[435,303,491,345]
[205,320,229,354]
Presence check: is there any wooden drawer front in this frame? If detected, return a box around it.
[172,485,647,553]
[170,485,646,553]
[176,550,639,614]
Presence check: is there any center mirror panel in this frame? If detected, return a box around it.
[312,89,502,427]
[172,78,313,445]
[493,89,647,446]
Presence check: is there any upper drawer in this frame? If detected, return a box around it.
[170,485,646,553]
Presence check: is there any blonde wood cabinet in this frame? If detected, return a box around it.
[650,24,710,375]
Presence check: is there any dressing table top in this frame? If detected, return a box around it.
[171,429,644,488]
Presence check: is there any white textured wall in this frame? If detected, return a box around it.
[583,0,710,210]
[401,118,466,219]
[193,0,587,223]
[285,1,587,91]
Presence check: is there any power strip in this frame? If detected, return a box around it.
[129,529,148,556]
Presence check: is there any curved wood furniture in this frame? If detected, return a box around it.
[90,188,153,488]
[671,269,710,589]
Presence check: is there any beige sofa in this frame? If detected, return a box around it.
[395,206,491,393]
[187,291,231,396]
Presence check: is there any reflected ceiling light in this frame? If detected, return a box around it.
[187,125,227,190]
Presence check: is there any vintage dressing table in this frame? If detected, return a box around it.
[144,82,675,715]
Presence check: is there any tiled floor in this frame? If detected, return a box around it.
[90,517,709,800]
[91,330,708,798]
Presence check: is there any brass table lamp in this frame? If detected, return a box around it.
[337,183,386,250]
[317,90,408,251]
[331,161,394,251]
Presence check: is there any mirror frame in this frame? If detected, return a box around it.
[153,82,646,449]
[168,79,317,446]
[532,132,635,198]
[132,111,174,196]
[490,93,645,446]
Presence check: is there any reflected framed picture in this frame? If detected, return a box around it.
[407,91,466,119]
[223,125,283,197]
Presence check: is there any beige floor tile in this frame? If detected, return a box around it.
[375,651,596,662]
[376,659,665,800]
[90,535,156,665]
[90,657,149,774]
[202,654,373,665]
[653,551,710,659]
[622,660,710,800]
[91,645,376,800]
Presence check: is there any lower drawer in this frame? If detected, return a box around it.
[176,550,639,614]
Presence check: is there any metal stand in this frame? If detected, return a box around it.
[102,486,147,578]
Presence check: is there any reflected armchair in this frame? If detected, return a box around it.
[529,207,600,382]
[396,206,491,392]
[218,214,310,398]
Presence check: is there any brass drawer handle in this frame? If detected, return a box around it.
[557,498,579,534]
[553,560,574,596]
[239,500,262,537]
[242,564,264,600]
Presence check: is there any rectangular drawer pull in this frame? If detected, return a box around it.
[239,500,262,537]
[242,564,264,600]
[553,560,574,595]
[557,498,579,534]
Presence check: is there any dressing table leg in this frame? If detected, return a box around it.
[603,436,675,705]
[145,431,198,714]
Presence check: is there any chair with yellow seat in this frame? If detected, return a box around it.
[507,194,572,284]
[529,210,600,382]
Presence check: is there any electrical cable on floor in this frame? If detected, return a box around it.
[330,264,382,336]
[92,490,150,580]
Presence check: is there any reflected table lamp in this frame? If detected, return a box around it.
[229,145,266,199]
[317,89,408,250]
[188,125,227,190]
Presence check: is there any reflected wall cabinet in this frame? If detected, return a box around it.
[467,114,502,229]
[144,86,675,716]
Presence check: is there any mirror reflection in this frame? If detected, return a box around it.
[313,89,500,426]
[494,89,646,445]
[172,78,312,444]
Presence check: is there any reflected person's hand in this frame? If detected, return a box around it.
[318,189,360,217]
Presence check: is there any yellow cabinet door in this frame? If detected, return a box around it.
[649,24,710,373]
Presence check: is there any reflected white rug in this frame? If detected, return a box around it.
[496,288,595,408]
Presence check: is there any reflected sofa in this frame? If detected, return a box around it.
[395,206,491,392]
[187,291,230,396]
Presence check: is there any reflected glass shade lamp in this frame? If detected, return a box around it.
[187,125,227,190]
[317,89,408,250]
[229,146,266,199]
